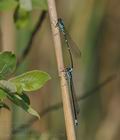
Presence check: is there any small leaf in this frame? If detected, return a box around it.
[0,102,10,110]
[32,0,47,10]
[0,52,16,79]
[9,70,51,93]
[7,93,40,118]
[0,80,17,93]
[0,0,18,11]
[12,94,40,119]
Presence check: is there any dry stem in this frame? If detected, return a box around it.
[47,0,77,140]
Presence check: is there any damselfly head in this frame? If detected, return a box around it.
[56,18,64,27]
[59,18,65,26]
[65,67,73,73]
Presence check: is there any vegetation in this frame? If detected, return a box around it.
[0,0,120,140]
[0,51,50,118]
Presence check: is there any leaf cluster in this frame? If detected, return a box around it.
[0,52,51,119]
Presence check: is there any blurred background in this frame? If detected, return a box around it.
[0,0,120,140]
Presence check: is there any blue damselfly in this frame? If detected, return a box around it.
[56,18,80,125]
[65,67,79,126]
[56,18,81,69]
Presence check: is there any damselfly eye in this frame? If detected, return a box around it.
[58,18,62,22]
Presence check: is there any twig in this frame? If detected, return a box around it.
[13,103,62,134]
[12,72,117,134]
[80,73,116,100]
[17,10,47,67]
[47,0,77,140]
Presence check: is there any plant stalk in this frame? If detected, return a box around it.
[47,0,77,140]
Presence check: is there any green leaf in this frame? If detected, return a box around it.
[0,81,39,118]
[0,102,10,110]
[0,80,17,93]
[0,89,7,100]
[7,93,40,118]
[9,70,51,93]
[20,93,30,105]
[0,52,16,79]
[32,0,47,10]
[0,0,18,11]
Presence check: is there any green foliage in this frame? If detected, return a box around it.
[0,0,17,11]
[32,0,47,10]
[10,70,51,93]
[0,52,51,119]
[0,89,7,100]
[0,52,16,79]
[7,91,40,118]
[13,0,47,29]
[0,0,47,28]
[19,0,32,11]
[0,0,47,11]
[20,93,30,105]
[19,0,48,11]
[14,7,30,29]
[0,80,17,93]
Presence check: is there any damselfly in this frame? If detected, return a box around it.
[56,18,81,69]
[56,18,81,125]
[65,67,80,126]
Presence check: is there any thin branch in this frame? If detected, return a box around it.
[79,73,116,100]
[17,10,47,67]
[12,73,117,134]
[13,103,62,134]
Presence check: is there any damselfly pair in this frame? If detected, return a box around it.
[56,18,81,125]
